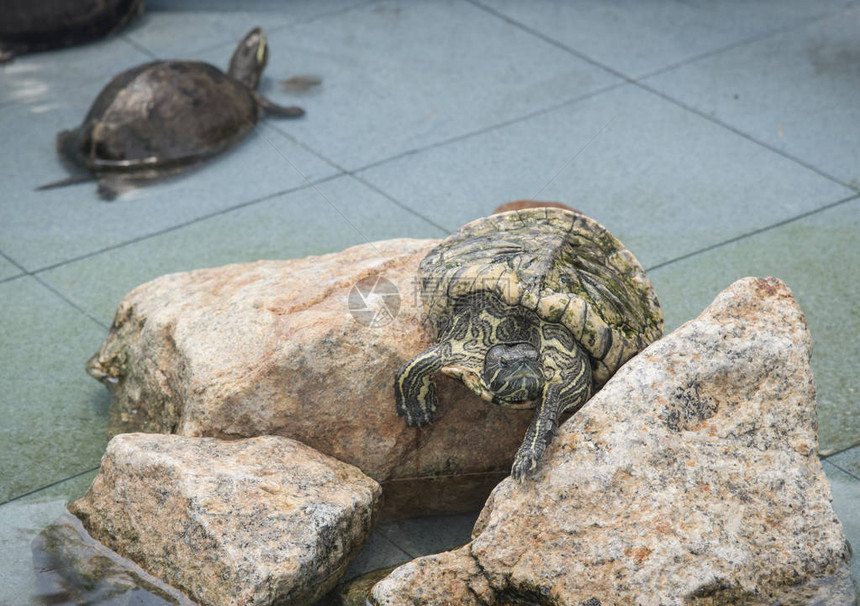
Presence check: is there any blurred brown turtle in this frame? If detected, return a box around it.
[40,28,304,200]
[0,0,144,63]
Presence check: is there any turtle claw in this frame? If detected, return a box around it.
[404,410,434,427]
[511,450,540,483]
[395,349,444,429]
[396,382,437,428]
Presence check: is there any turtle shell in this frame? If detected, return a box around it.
[419,208,663,387]
[63,60,259,172]
[0,0,143,58]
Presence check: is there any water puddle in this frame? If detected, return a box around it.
[31,511,195,605]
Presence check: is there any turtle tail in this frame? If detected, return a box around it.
[36,173,95,192]
[36,129,94,192]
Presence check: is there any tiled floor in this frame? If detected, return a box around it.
[1,1,858,602]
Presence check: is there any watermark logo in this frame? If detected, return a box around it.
[348,274,401,328]
[348,273,522,328]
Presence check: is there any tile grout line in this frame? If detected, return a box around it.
[2,176,351,330]
[260,123,454,235]
[645,192,860,273]
[0,466,100,507]
[0,273,27,287]
[364,83,628,173]
[19,143,852,292]
[373,527,420,560]
[261,121,347,173]
[467,0,856,85]
[466,0,859,194]
[376,527,425,560]
[120,32,158,60]
[464,0,657,84]
[351,173,451,235]
[1,247,111,331]
[822,442,860,462]
[274,80,631,178]
[634,81,856,193]
[32,273,111,331]
[0,250,29,284]
[168,0,383,62]
[634,6,858,82]
[823,459,860,483]
[27,173,343,277]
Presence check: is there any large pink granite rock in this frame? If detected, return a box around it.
[369,277,854,605]
[86,238,536,518]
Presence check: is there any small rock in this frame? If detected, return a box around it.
[70,433,382,606]
[370,278,855,605]
[322,565,402,606]
[371,551,495,605]
[492,199,580,214]
[87,239,535,518]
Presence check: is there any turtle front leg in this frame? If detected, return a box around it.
[511,348,592,482]
[395,343,454,427]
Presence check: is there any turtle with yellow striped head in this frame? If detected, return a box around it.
[395,207,663,481]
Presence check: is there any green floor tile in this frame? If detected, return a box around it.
[255,0,620,170]
[0,277,110,502]
[644,6,860,187]
[344,531,412,581]
[378,512,480,558]
[358,84,853,269]
[828,445,860,480]
[478,0,852,79]
[0,33,151,107]
[648,197,860,454]
[823,462,860,585]
[127,0,367,60]
[0,471,97,605]
[39,174,444,325]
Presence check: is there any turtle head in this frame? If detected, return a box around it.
[228,28,269,90]
[482,342,544,404]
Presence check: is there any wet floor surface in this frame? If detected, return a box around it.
[1,0,858,602]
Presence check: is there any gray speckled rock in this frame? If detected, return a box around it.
[86,238,536,518]
[70,433,381,606]
[370,277,855,605]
